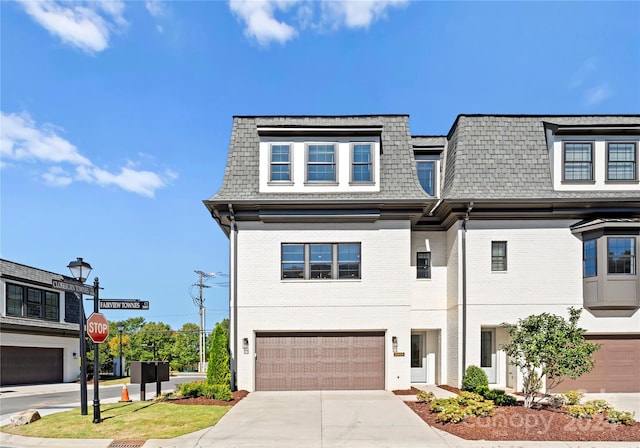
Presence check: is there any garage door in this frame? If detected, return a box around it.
[255,332,385,391]
[1,346,63,385]
[548,335,640,393]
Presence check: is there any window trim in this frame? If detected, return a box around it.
[491,241,508,272]
[268,143,293,183]
[606,141,638,182]
[305,143,338,184]
[5,282,60,321]
[583,239,597,278]
[281,242,361,280]
[350,142,374,184]
[417,251,431,279]
[415,154,438,196]
[562,141,594,183]
[607,237,637,275]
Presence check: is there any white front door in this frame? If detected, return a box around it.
[481,329,497,383]
[411,333,427,383]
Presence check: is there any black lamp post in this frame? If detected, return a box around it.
[118,324,124,377]
[67,257,91,416]
[91,276,101,424]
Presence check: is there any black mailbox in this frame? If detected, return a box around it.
[129,361,169,400]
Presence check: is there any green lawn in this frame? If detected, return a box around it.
[1,401,230,440]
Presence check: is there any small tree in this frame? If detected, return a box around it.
[502,307,600,408]
[207,321,230,386]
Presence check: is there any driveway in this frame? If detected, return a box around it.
[143,390,456,448]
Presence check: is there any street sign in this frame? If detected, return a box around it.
[99,299,149,310]
[52,280,94,296]
[87,313,109,343]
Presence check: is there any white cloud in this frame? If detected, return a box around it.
[584,83,612,106]
[145,0,169,18]
[229,0,407,45]
[16,0,127,53]
[1,111,173,198]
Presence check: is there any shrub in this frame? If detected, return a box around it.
[549,394,566,408]
[435,403,468,424]
[461,365,489,393]
[212,384,233,401]
[607,410,636,426]
[565,404,597,419]
[430,391,495,423]
[467,399,495,417]
[430,398,457,413]
[562,390,584,405]
[585,399,611,413]
[416,390,435,404]
[176,381,205,398]
[457,391,483,405]
[480,388,516,406]
[207,321,231,386]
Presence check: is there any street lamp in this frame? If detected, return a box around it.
[67,257,91,416]
[118,324,124,378]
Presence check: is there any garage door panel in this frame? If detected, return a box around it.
[256,332,384,391]
[548,336,639,393]
[1,346,63,385]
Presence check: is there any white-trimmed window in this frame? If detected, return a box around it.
[491,241,507,271]
[608,237,636,275]
[306,144,336,182]
[563,142,593,181]
[270,144,291,182]
[351,143,373,182]
[607,142,637,181]
[415,155,437,195]
[281,243,361,280]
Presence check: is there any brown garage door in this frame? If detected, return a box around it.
[255,332,385,391]
[548,335,640,393]
[1,346,63,385]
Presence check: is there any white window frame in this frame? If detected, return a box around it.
[305,143,338,184]
[350,142,374,184]
[606,141,637,182]
[269,143,293,183]
[281,243,361,280]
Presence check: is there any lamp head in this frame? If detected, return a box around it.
[67,257,92,283]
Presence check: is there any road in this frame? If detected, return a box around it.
[0,375,205,421]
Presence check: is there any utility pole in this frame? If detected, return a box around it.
[194,271,211,373]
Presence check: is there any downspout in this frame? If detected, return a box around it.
[428,198,443,216]
[461,202,473,381]
[229,203,238,391]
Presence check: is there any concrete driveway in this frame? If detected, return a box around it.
[143,390,456,448]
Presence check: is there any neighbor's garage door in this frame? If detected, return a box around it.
[255,332,385,391]
[1,346,63,385]
[548,335,640,393]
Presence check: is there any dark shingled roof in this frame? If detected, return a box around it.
[442,115,640,200]
[208,114,640,204]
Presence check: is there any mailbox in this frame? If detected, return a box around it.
[130,361,169,384]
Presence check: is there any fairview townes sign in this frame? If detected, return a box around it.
[52,280,94,295]
[99,299,149,310]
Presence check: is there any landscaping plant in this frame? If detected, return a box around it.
[502,307,600,408]
[461,365,488,393]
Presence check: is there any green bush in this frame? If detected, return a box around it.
[606,410,636,425]
[467,399,495,417]
[480,388,516,406]
[416,390,435,403]
[430,398,457,413]
[461,365,488,393]
[429,391,496,424]
[212,384,233,401]
[584,399,611,413]
[176,381,205,398]
[562,390,584,405]
[435,403,468,424]
[565,404,597,419]
[457,391,483,404]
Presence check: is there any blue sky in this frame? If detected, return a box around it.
[2,0,639,331]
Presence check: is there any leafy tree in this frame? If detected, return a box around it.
[171,323,200,371]
[502,307,600,408]
[207,320,230,386]
[129,321,174,362]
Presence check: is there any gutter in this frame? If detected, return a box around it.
[461,202,473,381]
[229,203,238,391]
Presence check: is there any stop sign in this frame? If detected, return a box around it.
[87,312,109,343]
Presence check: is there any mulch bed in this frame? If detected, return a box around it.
[168,390,249,406]
[394,386,640,441]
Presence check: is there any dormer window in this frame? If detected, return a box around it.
[270,144,291,182]
[351,143,373,183]
[307,144,336,182]
[563,142,593,181]
[415,155,436,195]
[607,142,637,181]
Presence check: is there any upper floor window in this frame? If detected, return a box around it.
[307,144,336,182]
[583,239,597,277]
[491,241,507,271]
[417,252,431,279]
[6,283,59,321]
[352,143,372,182]
[270,144,291,182]
[607,142,637,181]
[281,243,361,280]
[415,155,436,195]
[608,237,636,274]
[563,142,593,181]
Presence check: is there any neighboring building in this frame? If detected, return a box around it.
[204,114,640,393]
[0,259,81,384]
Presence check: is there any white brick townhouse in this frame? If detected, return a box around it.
[204,114,640,393]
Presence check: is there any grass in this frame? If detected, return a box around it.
[1,401,230,440]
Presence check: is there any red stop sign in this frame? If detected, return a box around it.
[87,312,109,343]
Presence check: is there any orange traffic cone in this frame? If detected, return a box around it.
[119,384,132,402]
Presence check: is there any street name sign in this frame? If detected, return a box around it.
[99,299,149,310]
[87,313,109,343]
[52,280,94,296]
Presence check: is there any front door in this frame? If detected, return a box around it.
[411,333,427,383]
[481,329,496,383]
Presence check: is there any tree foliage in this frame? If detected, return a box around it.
[207,320,230,386]
[171,323,200,371]
[502,307,600,408]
